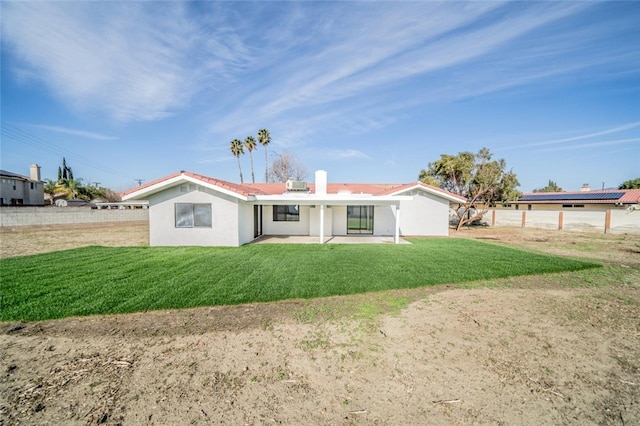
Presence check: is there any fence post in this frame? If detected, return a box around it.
[558,211,563,231]
[521,211,526,228]
[604,209,611,234]
[492,210,496,227]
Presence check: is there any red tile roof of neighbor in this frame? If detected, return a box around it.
[121,171,466,201]
[619,189,640,204]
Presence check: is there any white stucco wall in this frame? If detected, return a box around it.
[374,205,396,236]
[261,204,311,235]
[309,206,333,237]
[331,206,347,235]
[398,190,451,236]
[148,184,240,246]
[238,202,256,245]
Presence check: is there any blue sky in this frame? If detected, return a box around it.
[1,1,639,192]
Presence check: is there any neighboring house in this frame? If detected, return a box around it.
[501,185,640,211]
[0,164,45,206]
[121,170,466,247]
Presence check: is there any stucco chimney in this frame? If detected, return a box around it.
[315,170,327,195]
[581,183,590,192]
[30,164,41,181]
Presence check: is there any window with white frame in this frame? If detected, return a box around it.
[175,203,212,228]
[273,205,300,221]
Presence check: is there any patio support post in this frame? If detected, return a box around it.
[395,203,400,244]
[319,204,325,244]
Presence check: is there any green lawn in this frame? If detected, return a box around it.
[0,238,600,321]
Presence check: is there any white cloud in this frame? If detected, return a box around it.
[503,121,640,151]
[536,138,640,153]
[30,124,118,141]
[2,2,252,123]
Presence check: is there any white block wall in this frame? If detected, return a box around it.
[0,207,148,227]
[482,209,640,234]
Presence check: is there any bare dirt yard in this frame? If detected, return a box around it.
[1,223,639,425]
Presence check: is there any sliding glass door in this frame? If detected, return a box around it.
[347,205,374,234]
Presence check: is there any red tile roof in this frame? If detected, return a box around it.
[619,189,640,204]
[121,170,466,201]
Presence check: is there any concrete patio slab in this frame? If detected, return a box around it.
[251,235,410,244]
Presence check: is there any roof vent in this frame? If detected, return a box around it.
[286,179,308,191]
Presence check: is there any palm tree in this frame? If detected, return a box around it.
[65,178,83,200]
[244,136,257,183]
[257,129,271,182]
[230,138,244,183]
[43,179,58,205]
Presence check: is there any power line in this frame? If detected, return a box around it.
[1,122,136,182]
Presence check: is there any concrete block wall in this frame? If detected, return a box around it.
[0,207,149,227]
[480,209,640,234]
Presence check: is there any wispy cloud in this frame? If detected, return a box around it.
[194,156,231,164]
[503,121,640,151]
[203,1,624,145]
[536,138,640,153]
[3,0,636,148]
[2,2,252,123]
[323,149,371,160]
[30,124,118,141]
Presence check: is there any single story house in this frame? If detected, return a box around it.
[121,170,466,246]
[0,164,44,206]
[499,185,640,212]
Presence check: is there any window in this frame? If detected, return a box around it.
[30,182,36,190]
[273,205,299,221]
[175,203,212,228]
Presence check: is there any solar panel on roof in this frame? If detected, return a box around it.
[519,192,624,202]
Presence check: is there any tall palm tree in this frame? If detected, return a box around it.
[230,138,245,183]
[257,128,271,183]
[244,136,257,183]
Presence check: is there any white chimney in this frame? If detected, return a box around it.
[315,170,327,195]
[30,164,41,181]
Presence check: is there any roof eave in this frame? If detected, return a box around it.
[122,173,249,201]
[389,183,466,203]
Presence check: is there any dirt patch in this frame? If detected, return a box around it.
[1,224,639,425]
[0,221,149,259]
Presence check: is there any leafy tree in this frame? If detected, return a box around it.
[244,136,257,183]
[57,166,62,182]
[533,180,563,193]
[269,151,308,183]
[230,138,245,183]
[257,129,271,182]
[419,147,520,231]
[619,178,640,189]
